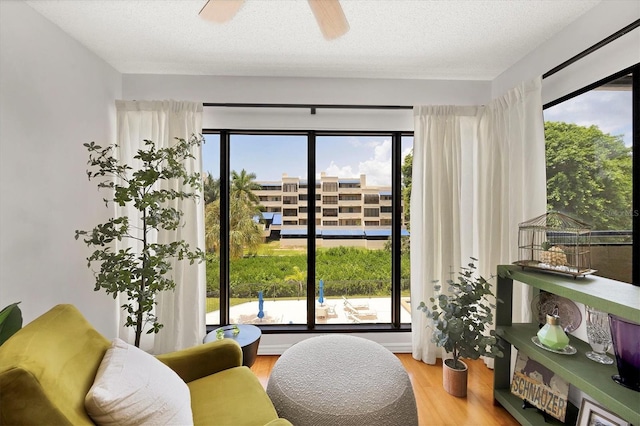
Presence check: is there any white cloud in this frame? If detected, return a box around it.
[358,139,392,186]
[323,161,356,178]
[347,136,384,149]
[544,90,632,146]
[319,138,414,187]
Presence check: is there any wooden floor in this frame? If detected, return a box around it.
[251,354,519,426]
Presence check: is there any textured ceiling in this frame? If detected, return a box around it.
[26,0,602,80]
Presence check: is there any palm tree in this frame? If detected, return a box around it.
[231,169,261,204]
[284,266,306,300]
[203,172,220,204]
[229,195,263,258]
[205,168,264,259]
[205,197,263,259]
[204,201,221,254]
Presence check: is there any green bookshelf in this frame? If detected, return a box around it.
[494,266,640,426]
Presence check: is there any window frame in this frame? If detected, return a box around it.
[204,129,414,333]
[542,62,638,285]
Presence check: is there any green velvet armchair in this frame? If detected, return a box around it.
[0,304,291,425]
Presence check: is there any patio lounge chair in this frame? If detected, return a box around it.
[346,312,362,323]
[341,295,370,310]
[343,297,377,319]
[326,303,338,318]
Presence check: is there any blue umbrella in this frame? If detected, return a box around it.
[318,280,324,306]
[257,291,265,319]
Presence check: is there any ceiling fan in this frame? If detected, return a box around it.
[199,0,350,40]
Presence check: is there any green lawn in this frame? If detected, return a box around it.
[205,242,411,313]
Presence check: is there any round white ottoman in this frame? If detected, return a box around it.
[266,335,418,426]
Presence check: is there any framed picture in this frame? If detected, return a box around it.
[577,399,629,426]
[510,352,569,422]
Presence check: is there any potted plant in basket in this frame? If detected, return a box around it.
[418,258,503,397]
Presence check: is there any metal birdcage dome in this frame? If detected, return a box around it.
[514,211,596,278]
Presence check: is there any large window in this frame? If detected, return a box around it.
[202,134,220,322]
[543,65,637,284]
[203,131,413,329]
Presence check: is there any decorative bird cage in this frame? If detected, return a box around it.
[514,211,596,278]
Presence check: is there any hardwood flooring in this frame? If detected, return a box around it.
[251,354,519,426]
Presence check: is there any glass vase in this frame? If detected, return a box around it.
[585,306,613,364]
[608,314,640,392]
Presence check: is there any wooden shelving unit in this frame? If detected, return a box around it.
[494,265,640,426]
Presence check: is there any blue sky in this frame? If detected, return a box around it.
[202,134,414,186]
[202,86,632,181]
[543,89,632,147]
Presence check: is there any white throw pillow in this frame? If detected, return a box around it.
[85,338,193,426]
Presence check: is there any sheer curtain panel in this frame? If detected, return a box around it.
[476,78,546,329]
[411,77,546,364]
[410,106,479,364]
[115,100,205,353]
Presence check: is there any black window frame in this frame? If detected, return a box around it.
[543,62,638,285]
[204,129,413,333]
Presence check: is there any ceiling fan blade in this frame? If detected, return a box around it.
[199,0,245,23]
[307,0,350,40]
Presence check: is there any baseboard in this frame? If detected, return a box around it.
[384,342,413,353]
[258,343,292,355]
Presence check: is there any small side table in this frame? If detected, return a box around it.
[204,324,262,367]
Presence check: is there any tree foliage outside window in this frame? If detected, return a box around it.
[204,168,263,259]
[402,150,413,226]
[203,172,220,204]
[545,121,633,231]
[231,169,262,204]
[284,265,306,300]
[372,122,633,234]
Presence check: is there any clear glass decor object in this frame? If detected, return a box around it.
[585,306,614,365]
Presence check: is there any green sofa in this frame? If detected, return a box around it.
[0,304,291,425]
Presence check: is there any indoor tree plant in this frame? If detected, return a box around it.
[75,136,205,347]
[418,258,503,397]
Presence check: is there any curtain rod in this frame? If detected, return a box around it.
[543,19,639,79]
[203,102,413,114]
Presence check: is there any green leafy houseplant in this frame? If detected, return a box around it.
[75,136,206,347]
[0,302,22,346]
[418,258,503,371]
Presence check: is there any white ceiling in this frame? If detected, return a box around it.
[26,0,602,80]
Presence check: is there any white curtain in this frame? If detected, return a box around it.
[115,100,205,354]
[411,78,546,364]
[476,78,547,331]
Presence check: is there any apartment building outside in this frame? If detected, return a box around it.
[255,172,408,249]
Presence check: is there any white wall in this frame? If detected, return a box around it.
[0,1,122,337]
[123,74,491,131]
[123,74,491,107]
[492,0,640,103]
